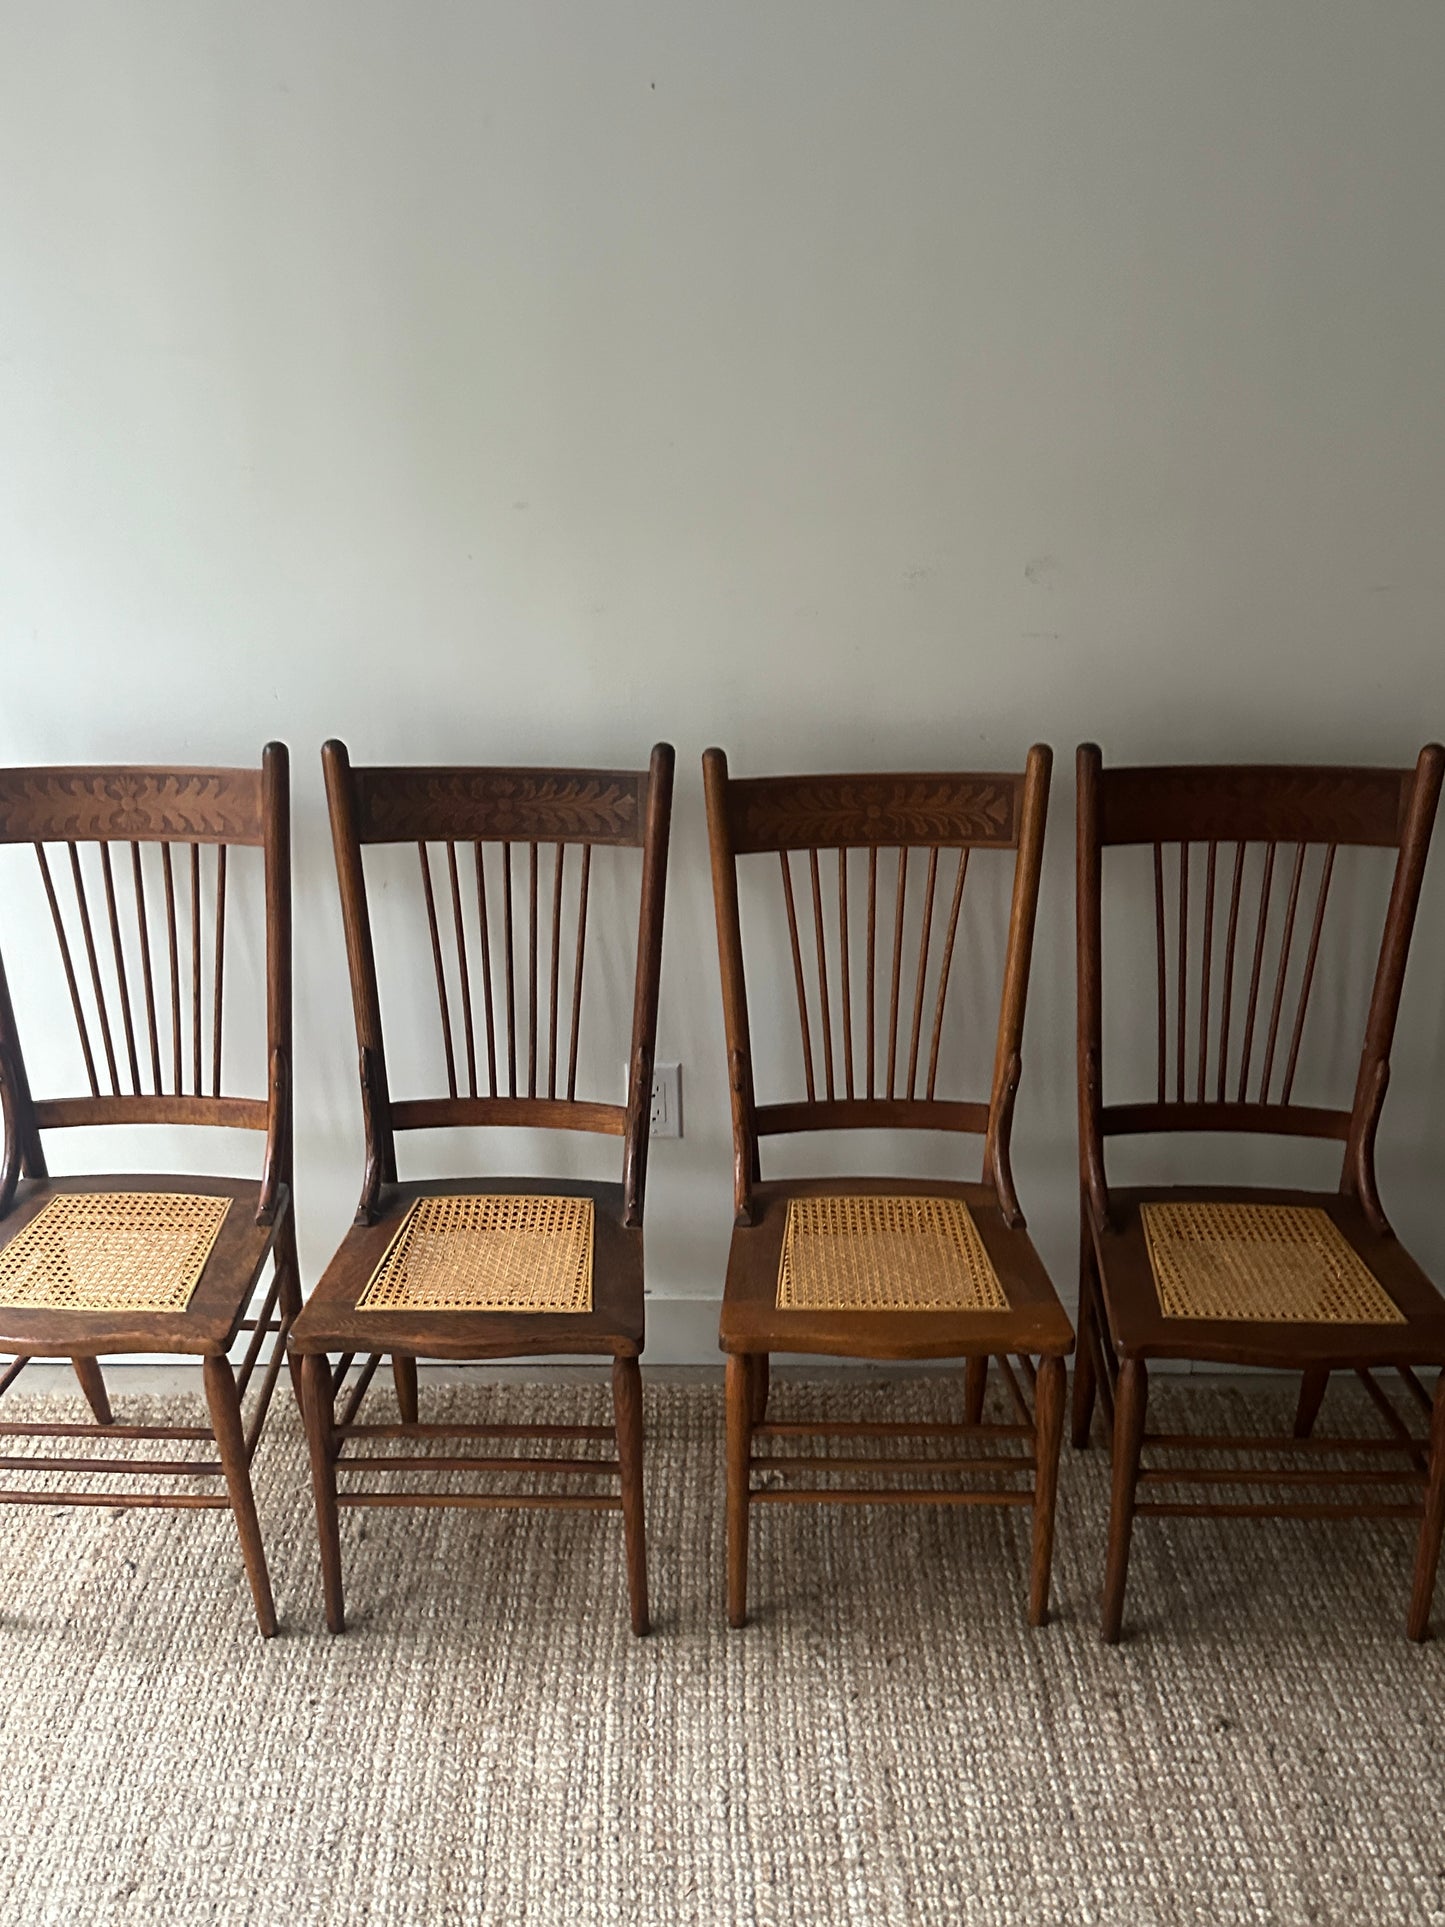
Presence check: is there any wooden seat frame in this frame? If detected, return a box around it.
[705,744,1073,1629]
[0,747,298,1635]
[293,741,673,1637]
[1074,742,1445,1642]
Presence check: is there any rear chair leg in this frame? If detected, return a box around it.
[1101,1357,1147,1645]
[392,1353,419,1425]
[301,1350,345,1633]
[73,1356,112,1426]
[1029,1354,1067,1627]
[1071,1229,1100,1449]
[612,1357,650,1636]
[202,1354,277,1638]
[725,1354,752,1628]
[965,1355,989,1427]
[272,1215,305,1413]
[1407,1373,1445,1641]
[1293,1367,1330,1440]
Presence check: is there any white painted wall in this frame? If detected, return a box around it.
[2,3,1443,1359]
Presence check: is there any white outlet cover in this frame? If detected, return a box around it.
[650,1062,682,1139]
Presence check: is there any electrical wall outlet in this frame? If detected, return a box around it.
[649,1061,683,1139]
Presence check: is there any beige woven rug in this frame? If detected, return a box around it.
[0,1374,1441,1926]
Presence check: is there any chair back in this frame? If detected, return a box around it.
[0,747,292,1221]
[323,742,674,1226]
[704,746,1052,1225]
[1076,743,1445,1227]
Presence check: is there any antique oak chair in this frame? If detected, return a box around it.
[293,741,673,1636]
[0,747,298,1635]
[705,745,1073,1629]
[1074,743,1445,1642]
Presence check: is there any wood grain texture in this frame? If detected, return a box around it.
[1096,764,1411,849]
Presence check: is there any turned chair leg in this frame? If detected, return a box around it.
[725,1353,752,1628]
[202,1354,278,1637]
[72,1356,112,1427]
[964,1355,989,1427]
[1407,1373,1445,1641]
[392,1353,419,1425]
[1293,1367,1330,1440]
[1029,1354,1067,1627]
[748,1352,770,1429]
[272,1216,306,1413]
[1101,1357,1147,1645]
[612,1357,650,1635]
[301,1350,345,1633]
[1072,1231,1101,1449]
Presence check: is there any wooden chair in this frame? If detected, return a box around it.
[0,747,298,1635]
[705,745,1073,1629]
[293,741,673,1636]
[1075,743,1445,1642]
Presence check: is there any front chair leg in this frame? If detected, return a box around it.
[202,1354,278,1637]
[392,1353,419,1425]
[611,1357,650,1636]
[1407,1372,1445,1641]
[73,1356,112,1426]
[725,1354,752,1628]
[965,1355,989,1427]
[301,1350,345,1633]
[1293,1367,1330,1440]
[1029,1355,1067,1627]
[1101,1357,1147,1645]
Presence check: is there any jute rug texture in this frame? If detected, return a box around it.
[0,1374,1441,1926]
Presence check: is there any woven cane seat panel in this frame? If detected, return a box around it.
[1141,1202,1405,1325]
[776,1195,1008,1313]
[0,1193,231,1314]
[357,1194,594,1315]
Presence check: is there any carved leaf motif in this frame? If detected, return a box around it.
[0,770,261,844]
[358,771,643,844]
[736,777,1017,850]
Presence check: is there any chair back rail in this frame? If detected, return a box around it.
[704,747,1052,1227]
[0,751,292,1222]
[322,743,674,1228]
[1076,744,1445,1231]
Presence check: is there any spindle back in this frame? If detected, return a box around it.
[704,746,1052,1226]
[323,741,674,1227]
[1077,744,1444,1226]
[0,748,292,1219]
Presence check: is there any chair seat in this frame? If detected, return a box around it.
[290,1177,644,1361]
[1094,1186,1445,1369]
[0,1175,286,1357]
[720,1178,1073,1360]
